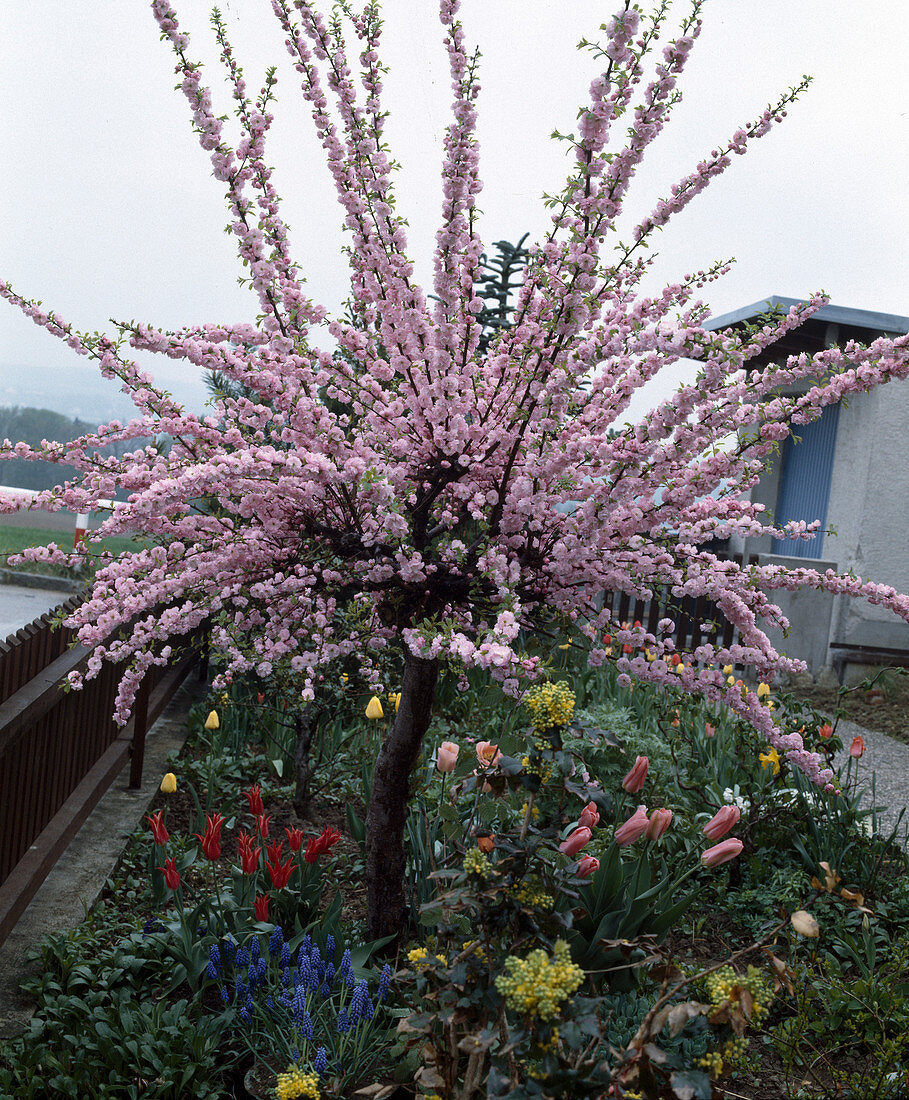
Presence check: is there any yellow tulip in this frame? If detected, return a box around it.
[757,682,771,698]
[723,664,733,675]
[160,772,178,795]
[387,692,401,712]
[204,710,220,730]
[365,696,384,720]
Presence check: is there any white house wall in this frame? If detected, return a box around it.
[824,376,909,654]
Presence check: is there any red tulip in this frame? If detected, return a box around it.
[256,691,265,704]
[285,826,305,852]
[701,838,744,867]
[304,825,342,864]
[147,810,169,846]
[646,808,673,841]
[266,839,285,864]
[703,805,741,841]
[254,894,270,922]
[614,805,649,846]
[194,813,225,861]
[577,855,599,878]
[559,826,592,857]
[578,802,600,830]
[159,857,181,891]
[704,722,716,739]
[240,842,261,875]
[255,813,271,838]
[850,736,865,759]
[266,852,295,889]
[622,756,649,793]
[244,784,265,816]
[818,723,833,739]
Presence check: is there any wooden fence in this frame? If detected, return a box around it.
[0,592,205,946]
[601,553,758,654]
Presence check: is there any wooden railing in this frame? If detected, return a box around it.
[0,593,206,945]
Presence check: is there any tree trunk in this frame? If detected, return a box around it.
[293,704,317,818]
[365,649,439,941]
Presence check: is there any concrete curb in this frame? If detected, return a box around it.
[0,570,83,593]
[0,676,206,1039]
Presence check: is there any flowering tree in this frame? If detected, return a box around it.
[2,0,908,938]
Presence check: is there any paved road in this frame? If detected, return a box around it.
[0,583,74,640]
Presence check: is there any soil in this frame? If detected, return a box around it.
[786,670,909,745]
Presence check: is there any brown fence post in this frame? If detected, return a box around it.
[128,675,151,789]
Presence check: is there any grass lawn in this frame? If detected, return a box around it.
[0,524,139,578]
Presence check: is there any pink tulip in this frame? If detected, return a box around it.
[475,740,502,766]
[436,741,459,773]
[701,838,744,867]
[578,801,600,830]
[577,855,599,878]
[850,736,865,759]
[646,808,673,840]
[702,805,741,841]
[704,722,716,739]
[622,755,649,793]
[614,805,649,846]
[559,826,592,857]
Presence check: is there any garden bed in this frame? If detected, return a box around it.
[0,660,907,1099]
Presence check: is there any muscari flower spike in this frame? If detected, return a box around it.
[314,1047,328,1078]
[269,926,284,958]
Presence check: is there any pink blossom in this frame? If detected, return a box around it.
[577,855,599,878]
[559,826,592,857]
[614,805,649,846]
[436,741,459,773]
[622,756,649,793]
[646,808,673,840]
[701,838,744,867]
[703,805,741,840]
[578,801,600,830]
[475,741,502,767]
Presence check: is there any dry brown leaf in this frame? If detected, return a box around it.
[791,910,820,937]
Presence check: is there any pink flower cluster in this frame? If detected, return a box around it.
[0,1,907,793]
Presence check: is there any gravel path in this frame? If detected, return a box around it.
[832,718,909,842]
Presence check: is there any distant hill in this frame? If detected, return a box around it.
[0,406,154,493]
[0,360,210,423]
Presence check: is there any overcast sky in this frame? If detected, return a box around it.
[1,0,906,423]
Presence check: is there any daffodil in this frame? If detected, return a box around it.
[759,746,780,776]
[365,696,384,719]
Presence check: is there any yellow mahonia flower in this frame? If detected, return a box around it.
[520,800,540,820]
[463,848,491,877]
[495,940,584,1020]
[759,746,781,776]
[275,1065,320,1100]
[524,681,575,730]
[513,877,554,910]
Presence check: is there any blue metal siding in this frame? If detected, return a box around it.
[771,403,840,558]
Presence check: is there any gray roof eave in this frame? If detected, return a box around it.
[704,296,909,336]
